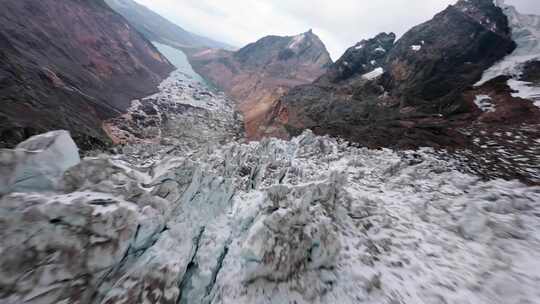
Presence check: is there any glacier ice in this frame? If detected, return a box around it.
[2,129,540,304]
[476,0,540,106]
[0,130,80,194]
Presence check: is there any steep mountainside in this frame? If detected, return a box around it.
[105,0,234,50]
[0,0,174,149]
[189,30,332,139]
[474,0,540,107]
[268,0,539,148]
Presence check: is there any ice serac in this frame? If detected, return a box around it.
[0,130,80,194]
[188,30,332,140]
[0,0,174,149]
[268,0,518,148]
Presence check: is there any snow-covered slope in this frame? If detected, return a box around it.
[476,0,540,106]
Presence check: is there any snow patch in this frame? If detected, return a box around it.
[411,45,422,51]
[476,1,540,87]
[354,44,363,50]
[362,67,384,80]
[373,46,386,53]
[289,33,306,49]
[507,79,540,107]
[474,95,496,112]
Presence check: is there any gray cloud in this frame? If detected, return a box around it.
[134,0,540,60]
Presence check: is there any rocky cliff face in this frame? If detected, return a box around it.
[270,0,539,148]
[189,30,332,139]
[0,0,174,150]
[105,0,233,50]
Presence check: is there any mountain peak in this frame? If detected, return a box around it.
[452,0,512,36]
[233,32,332,68]
[321,32,396,82]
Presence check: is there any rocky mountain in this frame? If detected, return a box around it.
[268,0,540,149]
[105,0,234,50]
[0,0,174,150]
[188,30,332,139]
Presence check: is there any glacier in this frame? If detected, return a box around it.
[2,117,540,303]
[0,130,80,194]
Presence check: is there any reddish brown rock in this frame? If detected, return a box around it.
[188,30,332,140]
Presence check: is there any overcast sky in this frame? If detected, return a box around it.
[134,0,540,60]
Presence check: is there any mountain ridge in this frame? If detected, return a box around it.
[0,0,174,149]
[105,0,235,51]
[188,30,332,139]
[265,0,540,148]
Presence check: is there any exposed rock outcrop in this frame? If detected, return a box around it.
[269,0,537,149]
[0,0,174,149]
[188,30,332,139]
[103,70,244,148]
